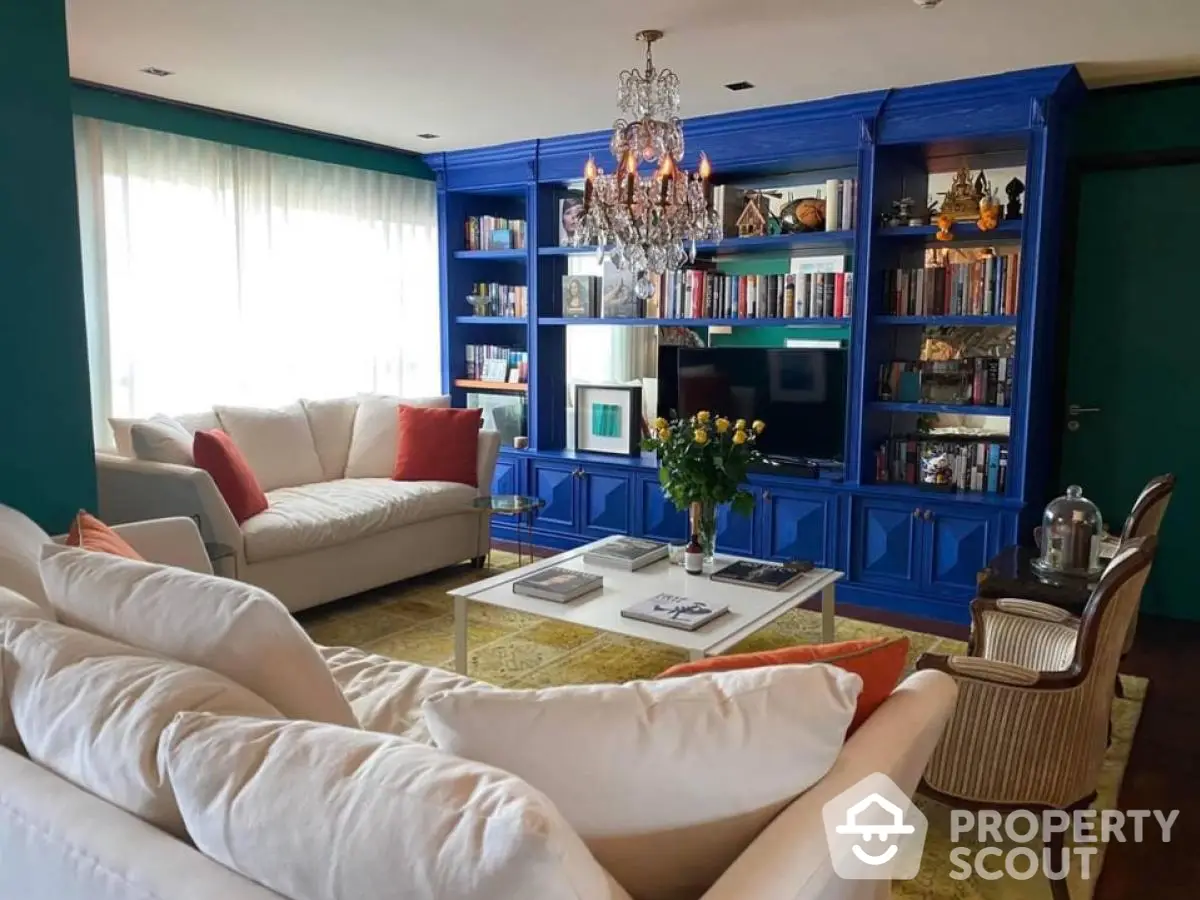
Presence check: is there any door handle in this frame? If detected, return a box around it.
[912,508,921,519]
[1067,404,1101,415]
[923,509,933,521]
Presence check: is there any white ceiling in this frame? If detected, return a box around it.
[67,0,1200,155]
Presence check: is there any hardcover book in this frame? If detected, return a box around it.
[709,560,811,592]
[583,536,669,571]
[601,261,641,318]
[562,275,598,317]
[620,594,729,631]
[512,567,603,603]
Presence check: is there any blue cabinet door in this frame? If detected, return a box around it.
[532,463,579,531]
[922,506,999,599]
[762,487,837,567]
[491,457,519,497]
[581,470,633,538]
[637,476,688,543]
[716,487,760,556]
[850,497,921,588]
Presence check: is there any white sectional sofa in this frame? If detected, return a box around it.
[95,395,500,612]
[0,513,959,900]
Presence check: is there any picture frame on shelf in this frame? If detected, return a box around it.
[574,384,642,456]
[559,194,585,246]
[601,261,641,318]
[562,275,598,317]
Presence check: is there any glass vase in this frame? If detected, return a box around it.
[689,500,718,569]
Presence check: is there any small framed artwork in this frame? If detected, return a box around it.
[574,384,642,456]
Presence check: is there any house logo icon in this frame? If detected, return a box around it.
[821,773,928,880]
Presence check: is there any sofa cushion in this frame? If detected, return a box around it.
[659,636,911,733]
[0,504,52,609]
[0,588,55,750]
[243,478,477,563]
[109,411,220,457]
[1,619,279,837]
[301,397,359,481]
[39,545,357,728]
[394,406,483,487]
[320,645,489,743]
[193,429,270,523]
[66,511,145,560]
[345,394,450,479]
[214,403,325,491]
[423,665,861,900]
[130,415,195,466]
[161,713,631,900]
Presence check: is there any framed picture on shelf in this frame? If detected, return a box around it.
[559,194,585,246]
[574,384,642,456]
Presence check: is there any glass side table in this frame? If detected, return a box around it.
[471,495,546,567]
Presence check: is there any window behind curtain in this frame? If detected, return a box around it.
[74,117,440,447]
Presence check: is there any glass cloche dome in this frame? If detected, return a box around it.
[1032,485,1104,578]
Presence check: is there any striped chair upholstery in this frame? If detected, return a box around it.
[917,536,1155,811]
[1116,474,1174,654]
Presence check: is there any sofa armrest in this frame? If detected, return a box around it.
[95,453,242,558]
[698,670,958,900]
[475,430,501,497]
[110,517,214,575]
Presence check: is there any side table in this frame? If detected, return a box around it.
[471,495,546,567]
[976,545,1093,614]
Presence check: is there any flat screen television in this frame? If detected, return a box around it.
[658,346,848,464]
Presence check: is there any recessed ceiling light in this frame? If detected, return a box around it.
[416,133,440,140]
[140,67,174,77]
[724,81,754,92]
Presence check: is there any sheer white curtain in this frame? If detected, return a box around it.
[74,117,439,446]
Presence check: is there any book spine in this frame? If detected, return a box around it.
[834,273,845,318]
[824,178,841,232]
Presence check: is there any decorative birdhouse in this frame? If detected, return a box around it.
[736,192,769,237]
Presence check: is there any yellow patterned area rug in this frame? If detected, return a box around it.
[300,552,1146,900]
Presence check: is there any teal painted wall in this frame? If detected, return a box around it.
[1072,79,1200,158]
[72,83,434,180]
[0,0,97,530]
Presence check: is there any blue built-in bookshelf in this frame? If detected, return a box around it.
[426,66,1085,624]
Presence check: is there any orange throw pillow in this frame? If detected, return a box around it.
[193,429,269,524]
[659,636,910,733]
[66,511,145,560]
[393,406,482,486]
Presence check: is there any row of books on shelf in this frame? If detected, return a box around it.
[884,254,1020,317]
[467,283,527,318]
[659,269,853,320]
[465,216,527,251]
[878,357,1014,408]
[464,345,528,383]
[874,436,1010,495]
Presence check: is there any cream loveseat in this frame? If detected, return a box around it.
[95,395,500,612]
[0,512,959,900]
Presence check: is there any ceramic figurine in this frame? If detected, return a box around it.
[1005,178,1025,220]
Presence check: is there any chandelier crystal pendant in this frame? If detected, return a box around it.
[576,30,722,300]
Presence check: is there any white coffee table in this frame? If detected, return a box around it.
[448,539,843,675]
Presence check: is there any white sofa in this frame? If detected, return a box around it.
[0,515,959,900]
[95,396,501,612]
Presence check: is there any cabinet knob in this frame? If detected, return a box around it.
[924,509,933,521]
[912,508,921,518]
[763,490,772,502]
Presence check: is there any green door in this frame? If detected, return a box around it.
[1059,163,1200,620]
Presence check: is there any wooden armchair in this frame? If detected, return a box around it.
[916,536,1156,900]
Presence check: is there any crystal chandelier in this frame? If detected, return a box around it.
[577,30,721,299]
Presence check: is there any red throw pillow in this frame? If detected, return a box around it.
[393,406,482,486]
[66,511,145,560]
[193,429,269,524]
[659,636,910,733]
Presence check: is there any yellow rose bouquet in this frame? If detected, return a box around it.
[641,411,767,564]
